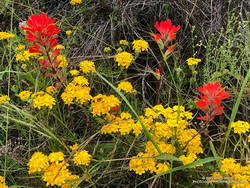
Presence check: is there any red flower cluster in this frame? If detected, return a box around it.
[21,12,60,53]
[153,19,181,41]
[196,82,230,122]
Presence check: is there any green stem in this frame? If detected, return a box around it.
[169,160,173,188]
[222,67,250,158]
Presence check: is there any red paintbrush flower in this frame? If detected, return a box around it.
[21,12,60,53]
[153,19,181,41]
[196,82,230,122]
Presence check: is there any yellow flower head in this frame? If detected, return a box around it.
[42,162,72,186]
[16,44,25,51]
[0,176,8,188]
[73,150,92,166]
[231,120,250,134]
[117,81,134,93]
[46,86,58,94]
[79,60,96,73]
[114,52,134,68]
[69,69,80,76]
[66,30,72,36]
[132,40,149,53]
[18,90,32,101]
[72,76,89,86]
[16,50,39,62]
[119,40,129,45]
[61,81,92,105]
[0,176,4,183]
[32,92,56,109]
[154,163,169,174]
[69,144,79,151]
[48,152,65,163]
[0,95,10,104]
[0,32,15,40]
[186,58,201,66]
[248,135,250,142]
[28,152,49,174]
[61,174,80,188]
[57,55,68,68]
[70,0,82,5]
[91,94,121,116]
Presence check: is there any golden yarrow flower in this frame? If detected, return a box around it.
[79,60,96,73]
[91,94,121,116]
[0,32,15,40]
[46,86,58,94]
[48,152,65,163]
[69,144,79,151]
[28,152,49,174]
[57,55,68,68]
[42,162,72,186]
[16,44,25,51]
[72,76,89,86]
[117,81,134,93]
[186,57,201,66]
[16,50,39,62]
[73,150,92,166]
[114,52,134,68]
[231,120,250,134]
[132,40,149,52]
[0,95,10,104]
[18,90,32,101]
[32,92,56,109]
[70,0,82,5]
[69,69,80,76]
[0,176,8,188]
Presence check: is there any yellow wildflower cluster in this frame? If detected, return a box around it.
[79,60,96,73]
[132,40,149,53]
[231,120,250,134]
[61,76,92,105]
[186,57,201,66]
[28,149,91,187]
[73,150,92,166]
[117,81,134,93]
[16,50,40,62]
[114,52,134,68]
[0,95,10,104]
[69,69,80,76]
[101,112,142,135]
[32,91,56,109]
[119,40,129,45]
[0,32,15,40]
[18,90,32,101]
[211,158,250,187]
[101,104,203,175]
[45,86,58,94]
[69,144,79,151]
[70,0,82,5]
[57,55,68,68]
[16,44,25,50]
[0,176,8,188]
[91,94,121,116]
[129,152,169,175]
[28,152,78,187]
